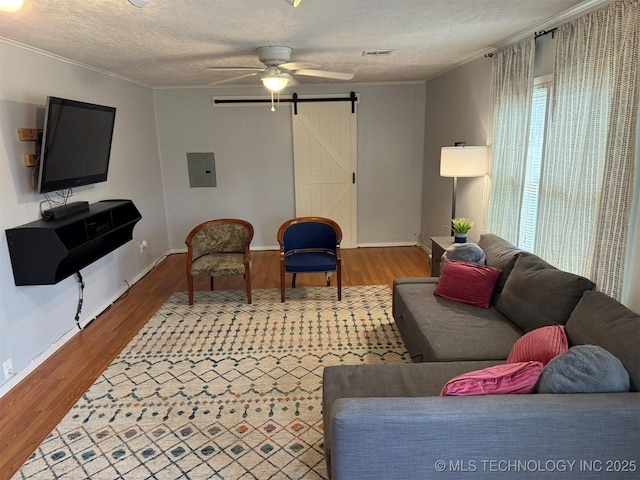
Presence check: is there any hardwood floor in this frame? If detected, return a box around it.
[0,247,430,479]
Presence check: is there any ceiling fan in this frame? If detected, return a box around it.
[207,46,354,92]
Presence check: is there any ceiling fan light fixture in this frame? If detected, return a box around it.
[0,0,24,12]
[261,68,290,92]
[293,0,302,7]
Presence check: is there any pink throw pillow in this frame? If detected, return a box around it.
[440,362,543,396]
[433,260,502,308]
[507,325,568,365]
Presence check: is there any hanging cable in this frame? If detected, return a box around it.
[74,271,85,330]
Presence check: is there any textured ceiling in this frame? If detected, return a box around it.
[0,0,607,88]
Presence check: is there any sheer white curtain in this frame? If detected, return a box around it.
[536,0,639,299]
[486,39,535,243]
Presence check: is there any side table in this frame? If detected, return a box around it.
[430,236,455,277]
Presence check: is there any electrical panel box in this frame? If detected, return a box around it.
[187,152,217,188]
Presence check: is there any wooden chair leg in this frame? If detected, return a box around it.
[245,273,252,304]
[280,264,286,303]
[292,273,297,288]
[210,277,214,291]
[337,266,342,301]
[187,273,194,305]
[326,273,331,286]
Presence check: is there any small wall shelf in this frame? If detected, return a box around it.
[5,200,141,286]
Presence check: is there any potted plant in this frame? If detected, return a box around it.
[451,217,474,243]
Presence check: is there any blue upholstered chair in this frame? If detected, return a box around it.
[185,219,254,305]
[277,217,343,302]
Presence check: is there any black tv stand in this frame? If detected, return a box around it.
[5,200,141,286]
[42,201,90,221]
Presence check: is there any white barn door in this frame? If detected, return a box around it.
[292,101,357,248]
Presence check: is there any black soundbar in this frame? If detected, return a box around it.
[42,201,90,221]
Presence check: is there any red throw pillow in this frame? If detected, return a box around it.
[433,260,502,308]
[440,362,543,396]
[507,325,568,365]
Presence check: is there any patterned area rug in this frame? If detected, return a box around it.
[14,286,410,479]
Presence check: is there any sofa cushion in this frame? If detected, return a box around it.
[393,282,523,362]
[478,234,522,304]
[433,260,502,308]
[440,361,543,396]
[565,290,640,392]
[507,325,568,365]
[535,345,630,394]
[495,252,595,332]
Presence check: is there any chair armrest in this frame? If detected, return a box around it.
[330,394,640,480]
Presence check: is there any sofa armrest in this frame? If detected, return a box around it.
[392,277,439,321]
[330,394,640,480]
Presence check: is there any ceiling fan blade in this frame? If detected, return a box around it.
[207,66,264,72]
[209,72,259,86]
[294,69,354,80]
[279,61,320,71]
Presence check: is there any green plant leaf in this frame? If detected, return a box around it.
[451,217,474,234]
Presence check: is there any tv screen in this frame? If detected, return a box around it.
[37,96,116,193]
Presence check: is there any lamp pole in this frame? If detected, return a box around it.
[451,176,457,235]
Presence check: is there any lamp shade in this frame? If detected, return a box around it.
[440,146,487,177]
[0,0,23,11]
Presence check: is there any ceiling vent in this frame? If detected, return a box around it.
[362,50,393,57]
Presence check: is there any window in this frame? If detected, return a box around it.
[518,76,552,252]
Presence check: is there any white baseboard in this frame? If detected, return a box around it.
[417,241,431,254]
[0,253,171,399]
[356,241,419,248]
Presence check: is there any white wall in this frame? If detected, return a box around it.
[421,57,492,245]
[153,83,426,249]
[0,42,169,394]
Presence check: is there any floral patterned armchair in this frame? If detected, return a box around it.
[185,219,254,304]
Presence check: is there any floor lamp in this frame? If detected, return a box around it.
[440,145,487,234]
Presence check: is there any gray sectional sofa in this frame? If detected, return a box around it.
[322,234,640,479]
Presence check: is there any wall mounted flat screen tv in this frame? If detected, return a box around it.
[37,96,117,193]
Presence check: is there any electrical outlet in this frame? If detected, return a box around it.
[3,358,14,380]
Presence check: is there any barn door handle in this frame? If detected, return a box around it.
[352,172,356,184]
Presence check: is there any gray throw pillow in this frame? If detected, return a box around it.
[441,243,486,265]
[565,290,640,392]
[535,345,630,394]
